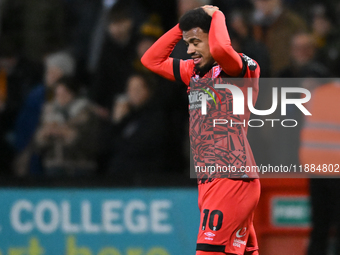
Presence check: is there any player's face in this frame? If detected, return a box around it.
[183,27,215,72]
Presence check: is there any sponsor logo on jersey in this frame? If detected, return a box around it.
[233,238,247,247]
[233,227,247,247]
[236,227,247,238]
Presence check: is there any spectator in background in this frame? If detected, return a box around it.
[272,33,330,168]
[0,40,42,176]
[65,0,102,86]
[278,33,330,78]
[34,77,99,177]
[138,0,177,32]
[87,0,147,75]
[90,2,139,112]
[251,0,307,75]
[93,15,165,174]
[87,0,119,75]
[227,10,272,167]
[133,16,189,174]
[13,51,75,176]
[310,4,340,77]
[229,10,271,77]
[299,81,340,255]
[133,15,164,74]
[107,73,170,183]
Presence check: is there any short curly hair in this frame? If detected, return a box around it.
[179,8,212,33]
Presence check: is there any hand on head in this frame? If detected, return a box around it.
[201,5,219,16]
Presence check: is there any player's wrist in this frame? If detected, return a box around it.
[202,5,219,17]
[211,10,224,19]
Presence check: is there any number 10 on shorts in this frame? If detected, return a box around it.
[201,209,223,231]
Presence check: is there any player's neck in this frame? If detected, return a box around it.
[195,62,217,77]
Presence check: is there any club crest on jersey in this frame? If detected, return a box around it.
[212,66,222,78]
[192,74,200,82]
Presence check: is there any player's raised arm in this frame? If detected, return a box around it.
[141,24,192,85]
[202,6,243,77]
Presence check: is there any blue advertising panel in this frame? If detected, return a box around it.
[0,188,199,255]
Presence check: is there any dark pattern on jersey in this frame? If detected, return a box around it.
[188,68,247,184]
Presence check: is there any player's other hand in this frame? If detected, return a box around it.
[201,5,219,16]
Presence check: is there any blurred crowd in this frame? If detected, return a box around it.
[1,0,340,181]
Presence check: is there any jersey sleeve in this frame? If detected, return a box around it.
[209,11,244,77]
[141,24,194,86]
